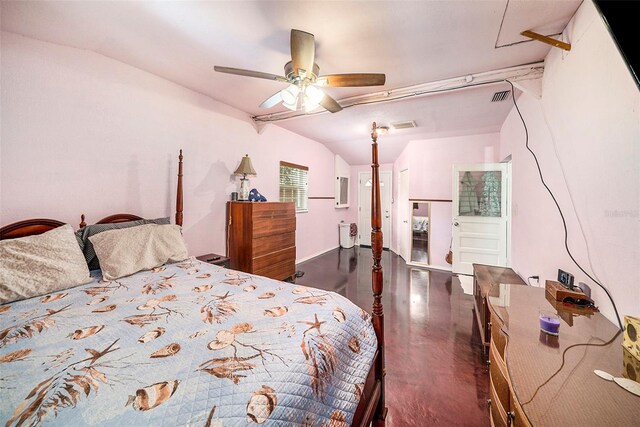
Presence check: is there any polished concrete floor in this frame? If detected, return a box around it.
[411,234,429,264]
[297,246,489,426]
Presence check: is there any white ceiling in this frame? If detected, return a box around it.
[1,0,581,164]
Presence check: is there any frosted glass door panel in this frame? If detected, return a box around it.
[458,171,502,217]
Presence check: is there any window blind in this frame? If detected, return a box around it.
[279,161,308,212]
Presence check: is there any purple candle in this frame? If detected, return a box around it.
[539,311,561,335]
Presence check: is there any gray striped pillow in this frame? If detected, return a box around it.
[75,217,170,271]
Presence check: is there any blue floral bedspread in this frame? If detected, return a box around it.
[0,259,376,426]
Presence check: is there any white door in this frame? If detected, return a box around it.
[398,169,411,261]
[452,163,509,275]
[358,171,391,249]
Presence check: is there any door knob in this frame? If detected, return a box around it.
[453,221,459,226]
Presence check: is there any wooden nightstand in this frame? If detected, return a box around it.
[196,253,230,268]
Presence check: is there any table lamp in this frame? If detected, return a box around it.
[234,154,257,200]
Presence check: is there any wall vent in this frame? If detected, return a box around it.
[491,90,511,102]
[390,120,417,130]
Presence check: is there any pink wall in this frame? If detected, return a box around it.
[407,134,500,199]
[499,1,640,323]
[0,32,351,262]
[392,134,500,268]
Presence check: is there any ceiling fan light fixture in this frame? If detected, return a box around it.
[282,99,298,111]
[303,101,317,112]
[281,84,299,104]
[304,85,325,109]
[375,126,389,137]
[281,84,300,111]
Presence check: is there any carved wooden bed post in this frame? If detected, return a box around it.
[176,149,184,227]
[370,122,387,425]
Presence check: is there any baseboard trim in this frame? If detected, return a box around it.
[357,245,391,251]
[406,262,453,272]
[296,246,340,264]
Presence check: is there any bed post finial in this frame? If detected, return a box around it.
[79,214,86,228]
[370,121,387,425]
[176,150,184,227]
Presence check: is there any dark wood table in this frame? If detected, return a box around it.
[196,253,230,268]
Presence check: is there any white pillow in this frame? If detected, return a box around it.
[0,224,92,304]
[89,224,188,280]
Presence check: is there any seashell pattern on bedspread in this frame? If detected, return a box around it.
[0,258,376,426]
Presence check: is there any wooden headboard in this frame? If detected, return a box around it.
[78,213,144,228]
[0,219,65,240]
[0,150,184,239]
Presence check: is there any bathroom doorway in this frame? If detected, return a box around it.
[410,202,430,265]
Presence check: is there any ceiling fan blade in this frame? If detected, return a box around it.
[214,66,287,82]
[290,29,315,76]
[259,91,283,109]
[318,73,386,87]
[319,93,343,113]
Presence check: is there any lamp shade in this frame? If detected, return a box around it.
[234,154,257,176]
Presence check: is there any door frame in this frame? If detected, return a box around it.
[358,170,392,249]
[452,163,510,275]
[397,169,410,261]
[504,159,512,267]
[406,200,431,267]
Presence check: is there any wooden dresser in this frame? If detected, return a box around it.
[485,281,639,426]
[473,263,527,354]
[226,201,296,281]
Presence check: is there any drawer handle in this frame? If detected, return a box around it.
[487,399,492,408]
[508,411,515,421]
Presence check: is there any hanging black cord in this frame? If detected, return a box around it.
[521,329,623,406]
[506,80,623,331]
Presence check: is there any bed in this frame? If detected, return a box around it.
[0,132,387,426]
[412,216,428,233]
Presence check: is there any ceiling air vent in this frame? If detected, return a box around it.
[491,90,511,102]
[390,120,417,130]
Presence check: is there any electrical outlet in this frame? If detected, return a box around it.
[557,269,575,289]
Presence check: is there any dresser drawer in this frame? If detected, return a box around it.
[251,204,295,238]
[490,311,507,359]
[252,246,296,272]
[252,232,295,258]
[490,379,508,427]
[508,387,532,427]
[251,202,295,216]
[489,339,510,415]
[254,259,295,281]
[253,217,295,238]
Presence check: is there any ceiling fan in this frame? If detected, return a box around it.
[214,29,386,113]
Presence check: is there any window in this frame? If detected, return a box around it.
[279,161,308,212]
[335,176,349,208]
